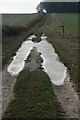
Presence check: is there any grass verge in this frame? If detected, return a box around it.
[3,70,65,119]
[56,13,78,36]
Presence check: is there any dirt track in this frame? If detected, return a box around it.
[2,13,79,119]
[25,47,43,71]
[2,43,79,119]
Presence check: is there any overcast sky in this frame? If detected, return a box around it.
[44,0,79,1]
[0,0,42,13]
[0,0,79,13]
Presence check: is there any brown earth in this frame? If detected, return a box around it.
[25,47,43,71]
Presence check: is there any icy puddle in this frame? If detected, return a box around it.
[7,35,36,76]
[7,34,67,86]
[36,34,67,85]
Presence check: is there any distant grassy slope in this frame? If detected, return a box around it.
[2,13,45,67]
[57,13,78,36]
[3,70,64,118]
[2,14,37,26]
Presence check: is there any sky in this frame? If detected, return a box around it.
[0,0,43,13]
[0,0,79,13]
[44,0,79,1]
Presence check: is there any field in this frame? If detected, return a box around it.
[57,13,78,36]
[2,13,79,118]
[2,14,37,26]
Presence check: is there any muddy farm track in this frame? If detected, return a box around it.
[2,13,79,119]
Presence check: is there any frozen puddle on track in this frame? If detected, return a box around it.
[7,35,36,76]
[7,34,67,86]
[36,36,67,86]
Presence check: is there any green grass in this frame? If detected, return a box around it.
[3,70,64,118]
[2,13,45,67]
[2,14,37,26]
[57,13,78,36]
